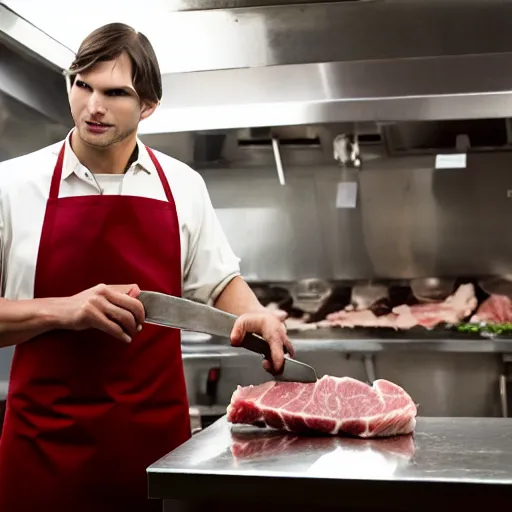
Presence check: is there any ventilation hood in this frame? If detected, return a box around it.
[141,0,512,134]
[4,1,512,138]
[0,4,73,159]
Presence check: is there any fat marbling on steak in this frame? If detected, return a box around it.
[227,376,417,438]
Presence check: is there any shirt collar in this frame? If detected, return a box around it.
[55,129,154,180]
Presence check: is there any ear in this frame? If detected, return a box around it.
[140,101,158,121]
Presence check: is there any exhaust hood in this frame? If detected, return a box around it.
[4,1,512,136]
[0,4,73,159]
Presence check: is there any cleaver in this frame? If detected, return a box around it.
[138,290,317,383]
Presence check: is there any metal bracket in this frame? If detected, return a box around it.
[271,137,286,185]
[500,353,512,417]
[363,354,376,384]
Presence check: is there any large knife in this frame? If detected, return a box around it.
[138,290,317,383]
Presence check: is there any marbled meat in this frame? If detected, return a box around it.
[470,294,512,323]
[321,283,477,330]
[227,376,417,438]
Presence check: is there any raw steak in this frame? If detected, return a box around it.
[321,309,397,329]
[322,283,477,330]
[227,376,417,438]
[392,283,477,329]
[470,294,512,323]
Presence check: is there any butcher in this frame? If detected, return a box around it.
[0,22,293,512]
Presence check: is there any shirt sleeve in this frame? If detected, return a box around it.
[183,175,241,305]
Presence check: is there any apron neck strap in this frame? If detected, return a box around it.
[144,146,174,203]
[49,143,174,204]
[49,143,66,200]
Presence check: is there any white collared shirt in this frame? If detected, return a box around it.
[0,132,241,304]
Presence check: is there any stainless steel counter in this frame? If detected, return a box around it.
[148,416,512,509]
[182,329,512,357]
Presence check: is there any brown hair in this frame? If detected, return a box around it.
[66,23,162,104]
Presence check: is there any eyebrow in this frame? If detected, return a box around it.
[76,79,137,96]
[107,86,137,95]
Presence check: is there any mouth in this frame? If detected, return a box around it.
[86,121,112,127]
[85,121,112,134]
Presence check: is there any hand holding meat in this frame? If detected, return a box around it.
[54,283,145,343]
[230,311,295,374]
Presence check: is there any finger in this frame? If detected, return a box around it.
[272,309,288,321]
[284,338,295,358]
[89,309,132,343]
[265,332,286,373]
[262,359,272,372]
[235,315,287,372]
[100,298,138,337]
[229,317,246,346]
[126,284,141,298]
[108,284,141,301]
[108,284,139,295]
[105,288,145,327]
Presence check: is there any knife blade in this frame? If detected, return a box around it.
[138,290,317,383]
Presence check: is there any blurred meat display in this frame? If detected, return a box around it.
[470,294,512,323]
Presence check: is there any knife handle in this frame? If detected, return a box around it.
[240,332,289,360]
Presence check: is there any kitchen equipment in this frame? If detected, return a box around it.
[291,278,332,314]
[410,277,455,303]
[138,291,317,383]
[350,282,388,310]
[181,332,212,344]
[479,275,512,298]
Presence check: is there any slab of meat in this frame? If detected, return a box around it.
[392,283,477,329]
[470,294,512,323]
[322,283,477,330]
[320,309,397,329]
[227,376,417,438]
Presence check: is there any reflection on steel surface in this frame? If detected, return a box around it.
[147,416,512,507]
[148,416,512,484]
[230,427,415,479]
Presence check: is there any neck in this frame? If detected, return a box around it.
[70,129,137,175]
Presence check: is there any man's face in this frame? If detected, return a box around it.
[69,52,154,148]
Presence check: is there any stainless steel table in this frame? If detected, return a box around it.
[148,416,512,510]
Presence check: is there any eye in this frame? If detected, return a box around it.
[75,80,91,91]
[106,89,128,97]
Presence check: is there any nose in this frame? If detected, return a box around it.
[87,92,107,116]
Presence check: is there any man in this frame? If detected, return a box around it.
[0,22,292,512]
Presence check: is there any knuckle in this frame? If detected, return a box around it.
[110,309,122,323]
[118,310,132,324]
[95,283,108,294]
[88,296,102,309]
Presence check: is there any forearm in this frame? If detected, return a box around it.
[213,276,266,316]
[0,297,62,347]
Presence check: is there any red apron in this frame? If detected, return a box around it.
[0,142,191,511]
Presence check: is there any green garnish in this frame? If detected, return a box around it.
[456,322,512,335]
